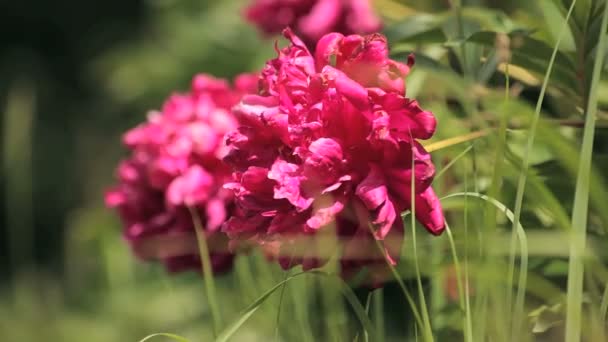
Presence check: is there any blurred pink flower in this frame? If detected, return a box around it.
[245,0,382,48]
[105,73,257,274]
[222,30,444,283]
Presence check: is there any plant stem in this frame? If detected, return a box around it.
[188,206,222,337]
[565,2,608,341]
[507,1,577,339]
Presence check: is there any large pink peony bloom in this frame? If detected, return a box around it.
[245,0,382,48]
[222,29,444,284]
[105,73,258,273]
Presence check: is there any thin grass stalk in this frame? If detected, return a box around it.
[430,238,445,332]
[452,0,469,76]
[435,145,474,181]
[362,291,373,342]
[254,249,277,285]
[486,57,510,277]
[584,267,605,341]
[431,155,447,333]
[466,151,486,342]
[188,206,222,337]
[600,281,608,322]
[507,2,577,339]
[462,163,473,342]
[217,271,376,342]
[442,192,529,341]
[445,224,468,332]
[274,269,290,341]
[373,289,385,342]
[410,135,434,342]
[463,243,473,342]
[138,333,190,342]
[319,223,344,341]
[289,275,314,342]
[369,223,424,332]
[235,256,258,302]
[483,55,511,341]
[216,271,312,342]
[445,221,473,342]
[565,2,608,341]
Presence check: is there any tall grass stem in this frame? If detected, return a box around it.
[565,2,608,341]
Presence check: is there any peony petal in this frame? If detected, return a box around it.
[298,0,342,42]
[345,0,383,34]
[206,198,227,232]
[414,187,445,235]
[373,198,397,239]
[315,32,345,69]
[322,65,369,110]
[268,160,313,210]
[166,165,213,207]
[105,188,126,208]
[306,196,345,230]
[356,165,388,210]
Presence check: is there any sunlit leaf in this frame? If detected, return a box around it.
[384,13,447,45]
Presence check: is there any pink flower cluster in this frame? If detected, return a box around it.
[105,74,257,273]
[222,29,444,282]
[245,0,382,48]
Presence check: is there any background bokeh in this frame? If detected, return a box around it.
[1,0,607,341]
[1,1,274,340]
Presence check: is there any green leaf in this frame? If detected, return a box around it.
[216,271,376,342]
[384,14,445,44]
[460,7,519,33]
[537,122,608,233]
[538,0,577,51]
[139,333,191,342]
[565,1,608,340]
[463,31,575,69]
[572,0,594,32]
[216,272,310,342]
[456,30,579,94]
[441,192,529,341]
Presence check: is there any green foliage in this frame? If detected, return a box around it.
[2,0,608,341]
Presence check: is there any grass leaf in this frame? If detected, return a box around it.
[138,333,191,342]
[565,2,608,341]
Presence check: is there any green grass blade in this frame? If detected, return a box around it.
[445,222,473,342]
[600,281,608,322]
[410,141,434,342]
[463,166,474,342]
[565,2,608,341]
[339,282,377,342]
[361,291,373,342]
[217,271,310,342]
[273,269,290,341]
[188,207,222,337]
[442,191,529,341]
[289,275,314,342]
[435,145,474,181]
[138,333,191,342]
[445,223,470,337]
[369,224,424,333]
[506,1,577,338]
[373,289,385,342]
[235,256,258,302]
[216,271,375,342]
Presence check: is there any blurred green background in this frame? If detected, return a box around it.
[0,0,274,340]
[1,0,607,341]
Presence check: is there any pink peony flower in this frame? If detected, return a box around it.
[105,73,258,274]
[222,29,444,283]
[245,0,382,48]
